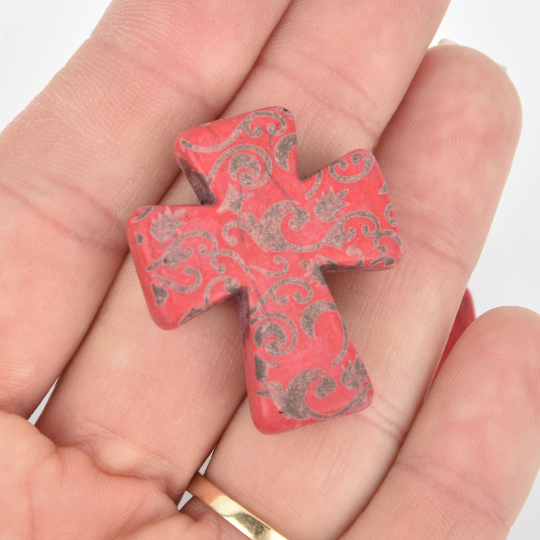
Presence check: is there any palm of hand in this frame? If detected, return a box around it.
[1,1,539,539]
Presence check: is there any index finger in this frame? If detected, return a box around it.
[0,0,292,417]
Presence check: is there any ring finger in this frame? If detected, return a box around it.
[182,44,521,539]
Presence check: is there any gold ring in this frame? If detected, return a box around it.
[187,473,288,540]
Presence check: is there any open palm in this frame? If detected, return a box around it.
[1,1,539,539]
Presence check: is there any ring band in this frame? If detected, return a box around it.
[187,473,288,539]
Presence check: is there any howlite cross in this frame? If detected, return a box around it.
[128,107,401,434]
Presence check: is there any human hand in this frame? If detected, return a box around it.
[1,1,539,539]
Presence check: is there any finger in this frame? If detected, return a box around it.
[227,0,452,177]
[0,410,180,538]
[118,512,225,540]
[342,307,540,539]
[38,0,453,503]
[0,0,291,416]
[182,45,522,539]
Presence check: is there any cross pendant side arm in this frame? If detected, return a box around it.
[127,107,402,434]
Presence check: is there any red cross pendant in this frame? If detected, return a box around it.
[128,107,402,434]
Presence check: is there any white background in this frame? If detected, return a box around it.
[1,1,538,537]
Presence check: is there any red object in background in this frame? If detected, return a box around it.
[127,107,402,434]
[435,289,476,379]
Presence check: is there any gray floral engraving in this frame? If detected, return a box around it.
[180,110,287,153]
[275,133,297,171]
[146,230,217,271]
[384,203,397,227]
[251,256,290,278]
[211,249,254,279]
[300,300,338,338]
[151,283,168,306]
[329,152,374,183]
[305,170,323,199]
[250,312,298,357]
[254,353,279,383]
[155,268,202,294]
[134,206,153,221]
[341,357,368,390]
[300,259,325,285]
[203,276,240,309]
[314,188,349,222]
[207,145,272,188]
[217,185,253,215]
[257,367,370,421]
[248,278,313,315]
[150,208,184,242]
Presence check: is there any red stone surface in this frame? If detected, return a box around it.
[435,289,476,379]
[127,107,402,434]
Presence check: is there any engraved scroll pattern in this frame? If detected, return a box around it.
[127,106,401,431]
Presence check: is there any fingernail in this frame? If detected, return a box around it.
[438,38,459,45]
[438,39,508,73]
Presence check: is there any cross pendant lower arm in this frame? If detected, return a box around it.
[127,107,401,434]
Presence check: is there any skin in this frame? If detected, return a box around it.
[1,0,539,538]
